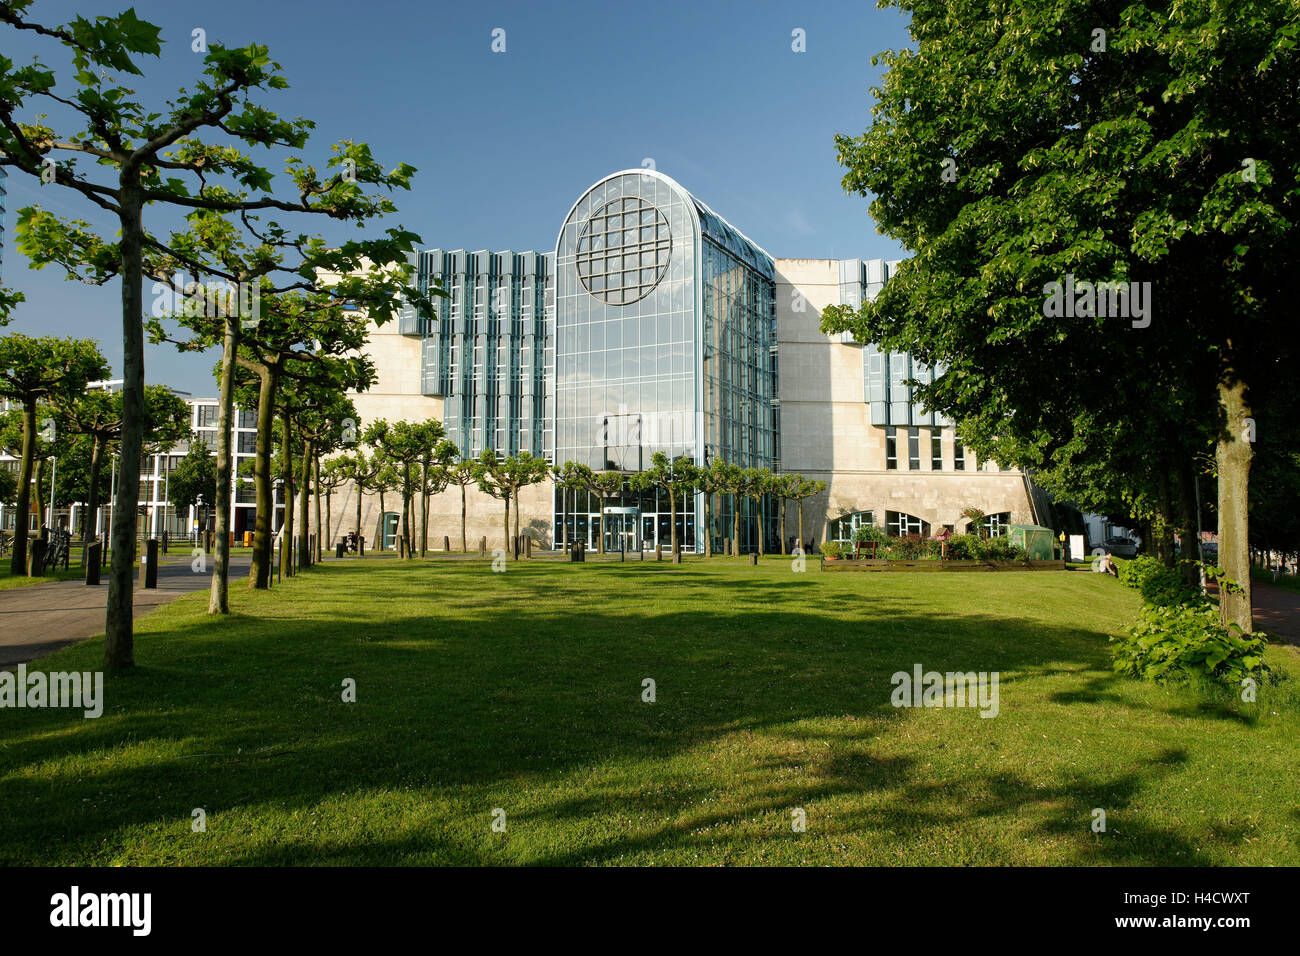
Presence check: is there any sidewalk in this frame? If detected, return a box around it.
[1251,580,1300,646]
[0,554,251,666]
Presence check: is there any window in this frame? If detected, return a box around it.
[954,442,965,470]
[885,427,897,470]
[575,198,671,306]
[968,512,1012,536]
[931,431,943,470]
[238,431,257,454]
[196,404,219,427]
[829,511,875,544]
[907,427,920,470]
[886,511,930,537]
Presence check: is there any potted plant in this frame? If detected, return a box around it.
[819,540,843,561]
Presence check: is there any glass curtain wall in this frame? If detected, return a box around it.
[417,249,553,460]
[553,170,777,553]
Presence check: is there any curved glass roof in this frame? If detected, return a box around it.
[690,194,774,280]
[560,170,774,282]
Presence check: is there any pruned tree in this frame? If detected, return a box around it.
[2,2,424,662]
[364,418,447,559]
[472,449,550,558]
[445,457,477,553]
[632,452,699,554]
[417,438,459,555]
[0,334,108,573]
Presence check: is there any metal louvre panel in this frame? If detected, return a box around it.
[889,351,911,426]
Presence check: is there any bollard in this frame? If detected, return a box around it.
[525,535,533,558]
[656,544,662,562]
[749,552,758,565]
[480,536,487,557]
[673,541,682,564]
[85,541,101,586]
[444,535,451,552]
[140,538,159,589]
[336,541,346,559]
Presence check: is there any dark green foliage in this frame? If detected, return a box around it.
[1112,603,1270,686]
[1115,555,1198,607]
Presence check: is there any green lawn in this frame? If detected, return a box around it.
[1,556,1296,866]
[0,564,84,590]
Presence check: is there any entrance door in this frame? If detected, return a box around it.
[602,509,639,552]
[382,512,400,550]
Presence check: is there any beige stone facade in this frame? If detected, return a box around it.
[774,258,1044,542]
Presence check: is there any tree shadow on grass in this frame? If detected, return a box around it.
[0,560,1269,866]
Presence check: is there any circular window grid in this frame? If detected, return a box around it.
[575,198,671,305]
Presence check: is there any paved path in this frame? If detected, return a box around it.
[0,554,251,667]
[1250,581,1300,646]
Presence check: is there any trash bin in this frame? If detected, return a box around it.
[243,531,253,548]
[336,541,346,558]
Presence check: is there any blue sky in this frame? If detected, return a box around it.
[1,0,912,390]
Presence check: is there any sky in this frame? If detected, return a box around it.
[1,0,913,391]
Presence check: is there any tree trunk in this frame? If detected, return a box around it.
[249,363,279,589]
[83,435,105,547]
[707,489,717,556]
[1156,469,1175,567]
[461,482,467,552]
[502,496,510,553]
[297,438,313,569]
[797,497,805,550]
[399,462,411,559]
[378,488,386,549]
[753,496,765,558]
[732,494,741,556]
[209,314,239,612]
[1216,379,1253,632]
[512,487,523,559]
[279,408,295,579]
[325,487,333,557]
[355,475,364,547]
[10,400,36,575]
[313,454,322,563]
[779,498,787,555]
[33,457,47,533]
[105,182,145,668]
[669,487,677,554]
[1176,462,1201,588]
[420,466,429,557]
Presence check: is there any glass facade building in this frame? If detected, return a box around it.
[412,249,554,460]
[552,169,777,551]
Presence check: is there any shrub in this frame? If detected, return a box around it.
[1111,602,1270,686]
[819,540,843,559]
[1115,555,1196,606]
[887,536,923,559]
[852,524,887,545]
[983,536,1027,562]
[947,533,985,560]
